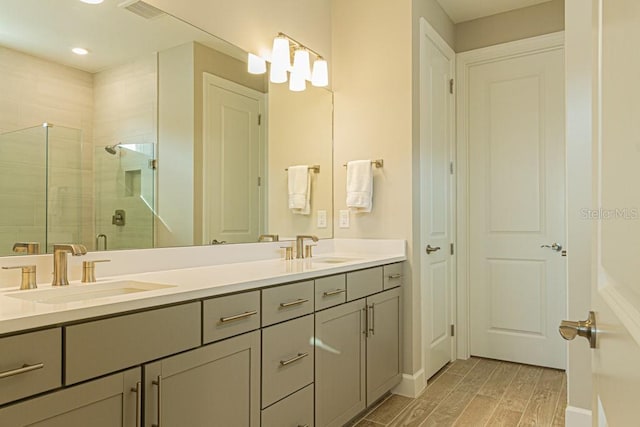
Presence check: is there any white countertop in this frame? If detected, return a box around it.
[0,245,405,335]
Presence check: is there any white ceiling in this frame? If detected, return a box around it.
[0,0,245,73]
[436,0,554,23]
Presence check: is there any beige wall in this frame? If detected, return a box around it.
[332,0,418,374]
[146,0,331,68]
[455,0,565,52]
[267,82,333,238]
[565,0,593,412]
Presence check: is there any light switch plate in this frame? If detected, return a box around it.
[339,210,350,228]
[317,210,327,228]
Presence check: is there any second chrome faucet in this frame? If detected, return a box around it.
[52,244,87,286]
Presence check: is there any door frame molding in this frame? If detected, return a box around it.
[418,17,457,381]
[201,72,267,244]
[455,32,565,359]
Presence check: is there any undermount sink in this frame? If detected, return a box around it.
[312,257,363,264]
[5,281,175,304]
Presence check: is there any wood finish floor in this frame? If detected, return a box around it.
[352,357,566,427]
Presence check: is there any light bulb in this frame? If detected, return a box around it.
[311,58,329,87]
[292,48,311,81]
[289,69,306,92]
[247,53,266,74]
[270,36,290,83]
[72,47,89,55]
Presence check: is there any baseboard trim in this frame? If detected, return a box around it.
[392,369,426,398]
[566,406,592,427]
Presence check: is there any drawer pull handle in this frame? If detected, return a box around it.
[387,274,402,279]
[279,298,309,308]
[323,289,346,297]
[280,352,309,366]
[0,362,44,379]
[220,310,258,323]
[299,425,310,427]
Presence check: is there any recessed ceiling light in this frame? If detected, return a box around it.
[80,0,104,4]
[72,47,89,55]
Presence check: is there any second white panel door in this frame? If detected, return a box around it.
[467,44,566,369]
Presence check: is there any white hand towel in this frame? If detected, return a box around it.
[346,160,373,213]
[288,165,311,215]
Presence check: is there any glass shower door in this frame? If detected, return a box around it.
[0,125,47,256]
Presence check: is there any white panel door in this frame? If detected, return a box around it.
[590,0,640,424]
[467,43,566,368]
[419,19,456,380]
[203,73,263,244]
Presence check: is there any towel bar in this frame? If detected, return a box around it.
[342,159,384,168]
[284,165,321,173]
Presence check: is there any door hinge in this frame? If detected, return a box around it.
[148,159,157,170]
[449,79,454,94]
[450,243,454,255]
[449,161,454,174]
[450,324,455,337]
[258,114,262,125]
[257,177,262,186]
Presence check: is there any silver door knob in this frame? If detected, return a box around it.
[559,311,596,349]
[541,243,563,252]
[426,245,441,254]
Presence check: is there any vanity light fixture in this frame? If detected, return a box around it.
[80,0,104,4]
[72,47,89,55]
[248,53,267,74]
[247,32,329,91]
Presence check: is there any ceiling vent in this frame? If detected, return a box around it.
[118,0,166,20]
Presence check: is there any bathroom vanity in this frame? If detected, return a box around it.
[0,240,405,427]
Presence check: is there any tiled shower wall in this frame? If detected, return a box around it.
[0,46,94,255]
[0,45,157,254]
[93,54,157,251]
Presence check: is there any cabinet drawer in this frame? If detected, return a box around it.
[262,383,314,427]
[262,315,314,408]
[315,274,346,311]
[383,263,403,290]
[203,291,260,343]
[346,267,383,301]
[65,302,201,385]
[262,281,314,326]
[0,328,61,406]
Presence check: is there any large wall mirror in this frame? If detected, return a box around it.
[0,0,333,256]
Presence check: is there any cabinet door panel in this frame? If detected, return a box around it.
[144,331,260,427]
[315,299,366,427]
[366,288,402,405]
[0,368,140,427]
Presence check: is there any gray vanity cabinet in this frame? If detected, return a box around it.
[315,299,367,427]
[366,287,402,405]
[144,330,261,427]
[315,287,402,427]
[0,368,140,426]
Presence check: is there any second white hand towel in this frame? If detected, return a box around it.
[288,165,311,215]
[346,160,373,213]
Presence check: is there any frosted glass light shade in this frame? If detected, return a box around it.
[270,36,291,83]
[311,58,329,87]
[289,69,306,91]
[247,53,266,74]
[292,49,311,81]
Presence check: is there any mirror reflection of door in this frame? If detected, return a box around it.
[202,73,265,244]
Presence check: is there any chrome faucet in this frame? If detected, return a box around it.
[295,235,318,259]
[52,244,87,286]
